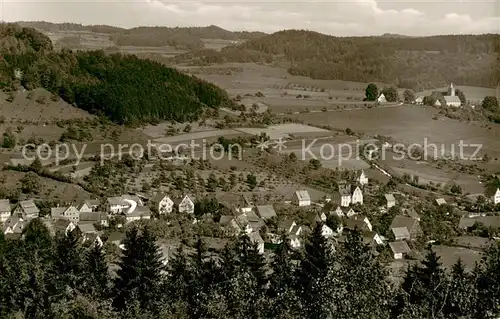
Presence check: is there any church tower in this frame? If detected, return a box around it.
[447,83,455,96]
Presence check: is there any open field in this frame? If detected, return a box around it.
[201,38,243,51]
[0,170,91,202]
[380,154,484,194]
[234,123,331,140]
[288,105,500,159]
[432,245,483,271]
[0,89,94,123]
[180,63,385,99]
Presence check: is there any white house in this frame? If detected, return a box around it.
[107,196,133,214]
[415,96,424,105]
[351,186,363,205]
[384,194,396,208]
[0,200,11,223]
[294,190,311,207]
[2,216,24,235]
[78,200,99,213]
[335,185,352,207]
[51,205,80,224]
[377,93,387,103]
[492,188,500,205]
[177,195,195,214]
[356,170,368,186]
[54,219,76,236]
[151,193,174,215]
[350,214,373,232]
[279,220,302,237]
[321,224,334,238]
[248,231,265,254]
[332,206,357,218]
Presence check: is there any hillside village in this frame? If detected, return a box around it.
[3,166,500,267]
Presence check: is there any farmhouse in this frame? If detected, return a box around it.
[2,216,24,236]
[389,241,411,260]
[390,216,422,241]
[150,193,174,215]
[216,193,253,214]
[12,199,39,220]
[125,206,152,223]
[377,93,387,103]
[256,205,277,220]
[334,184,352,207]
[176,195,195,214]
[351,186,363,205]
[435,198,447,206]
[79,211,109,227]
[54,219,76,236]
[220,216,244,235]
[364,232,384,246]
[51,205,80,224]
[415,96,424,105]
[293,190,311,207]
[343,215,372,233]
[356,170,369,186]
[279,219,302,237]
[332,206,356,218]
[77,200,100,213]
[107,196,140,214]
[248,232,265,254]
[0,199,11,223]
[384,194,396,208]
[488,188,500,205]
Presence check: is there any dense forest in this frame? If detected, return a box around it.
[0,24,232,125]
[16,22,267,50]
[174,30,500,91]
[0,219,498,319]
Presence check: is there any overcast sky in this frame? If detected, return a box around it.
[2,0,499,36]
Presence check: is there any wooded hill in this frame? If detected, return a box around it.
[174,30,500,91]
[16,21,267,50]
[0,23,232,125]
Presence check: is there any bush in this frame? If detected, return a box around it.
[2,128,16,149]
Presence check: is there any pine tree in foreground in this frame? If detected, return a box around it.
[335,229,392,319]
[84,242,110,299]
[295,222,336,319]
[113,226,165,314]
[267,234,301,318]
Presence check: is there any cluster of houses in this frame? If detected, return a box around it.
[2,167,498,262]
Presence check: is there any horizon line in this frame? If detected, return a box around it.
[7,20,500,38]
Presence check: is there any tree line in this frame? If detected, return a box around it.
[0,219,498,318]
[0,24,232,125]
[175,30,500,91]
[15,22,267,50]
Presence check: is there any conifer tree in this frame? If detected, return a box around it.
[50,229,85,299]
[401,245,448,318]
[295,222,336,318]
[444,258,476,318]
[267,235,300,318]
[113,226,165,314]
[84,242,110,299]
[476,242,500,318]
[336,229,391,319]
